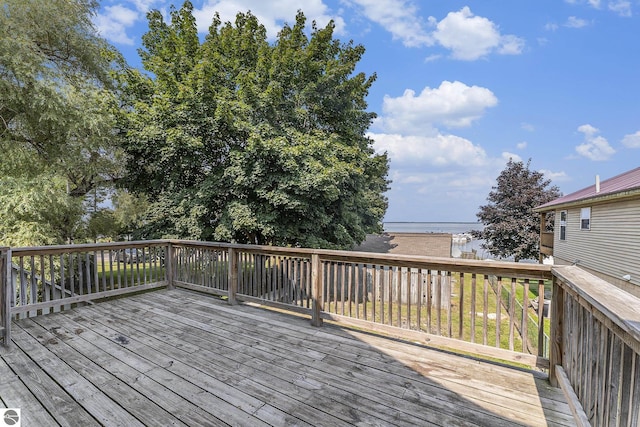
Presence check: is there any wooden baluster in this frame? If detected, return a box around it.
[310,253,322,327]
[471,273,477,344]
[549,276,563,387]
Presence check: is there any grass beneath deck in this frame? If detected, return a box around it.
[322,273,549,356]
[96,260,166,287]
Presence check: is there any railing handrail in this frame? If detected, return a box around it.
[10,240,169,256]
[1,247,10,346]
[8,239,554,280]
[553,265,640,348]
[169,239,553,279]
[550,265,640,426]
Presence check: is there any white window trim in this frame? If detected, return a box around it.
[580,207,591,230]
[559,210,567,240]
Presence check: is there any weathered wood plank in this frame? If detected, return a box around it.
[137,290,572,426]
[555,365,591,427]
[26,315,230,427]
[2,326,115,426]
[81,298,379,426]
[172,292,573,423]
[106,296,477,426]
[47,310,272,427]
[2,288,576,427]
[0,351,62,426]
[18,318,188,427]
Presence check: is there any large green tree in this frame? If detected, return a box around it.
[0,0,121,246]
[475,159,561,261]
[121,2,389,248]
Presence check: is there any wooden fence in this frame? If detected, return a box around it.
[550,265,640,426]
[3,241,169,333]
[1,240,552,368]
[168,240,552,369]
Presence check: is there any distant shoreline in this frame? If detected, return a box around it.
[383,222,483,234]
[383,221,478,223]
[381,222,487,258]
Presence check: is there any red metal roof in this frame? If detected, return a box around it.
[536,166,640,210]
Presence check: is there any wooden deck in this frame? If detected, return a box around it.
[0,288,575,426]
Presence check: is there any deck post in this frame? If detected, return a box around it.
[538,213,545,264]
[310,253,323,327]
[228,247,238,305]
[166,243,174,290]
[1,247,11,347]
[549,274,564,387]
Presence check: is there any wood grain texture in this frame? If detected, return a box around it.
[1,288,575,426]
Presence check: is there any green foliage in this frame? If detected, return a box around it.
[121,2,389,248]
[0,175,84,246]
[0,0,121,245]
[475,159,561,261]
[111,190,151,240]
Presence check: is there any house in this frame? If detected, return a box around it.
[534,167,640,297]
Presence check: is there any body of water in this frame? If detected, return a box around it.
[383,222,481,234]
[383,222,489,259]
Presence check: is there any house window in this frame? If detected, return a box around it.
[580,207,591,230]
[560,210,567,240]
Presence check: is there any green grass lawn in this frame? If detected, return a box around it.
[320,271,550,356]
[96,260,166,287]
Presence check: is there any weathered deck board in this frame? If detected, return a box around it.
[1,288,574,426]
[120,292,570,426]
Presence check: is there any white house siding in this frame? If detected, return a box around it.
[552,199,640,297]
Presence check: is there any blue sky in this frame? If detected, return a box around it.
[95,0,640,222]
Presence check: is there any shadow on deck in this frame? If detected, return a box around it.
[0,288,573,426]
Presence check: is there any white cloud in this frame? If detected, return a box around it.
[565,16,590,27]
[540,169,570,181]
[348,3,523,60]
[501,152,522,163]
[565,0,601,7]
[575,124,616,160]
[577,123,598,135]
[348,0,432,47]
[371,80,504,215]
[424,54,442,63]
[378,81,498,132]
[609,0,632,16]
[537,37,550,46]
[566,0,632,15]
[94,5,140,45]
[193,0,346,40]
[370,132,488,166]
[430,7,525,60]
[497,35,526,55]
[129,0,161,13]
[517,141,528,150]
[545,22,559,31]
[392,170,492,194]
[622,131,640,148]
[521,122,535,132]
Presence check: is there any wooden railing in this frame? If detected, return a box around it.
[4,239,640,424]
[1,247,9,346]
[3,241,169,342]
[168,240,552,369]
[550,265,640,426]
[1,240,552,368]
